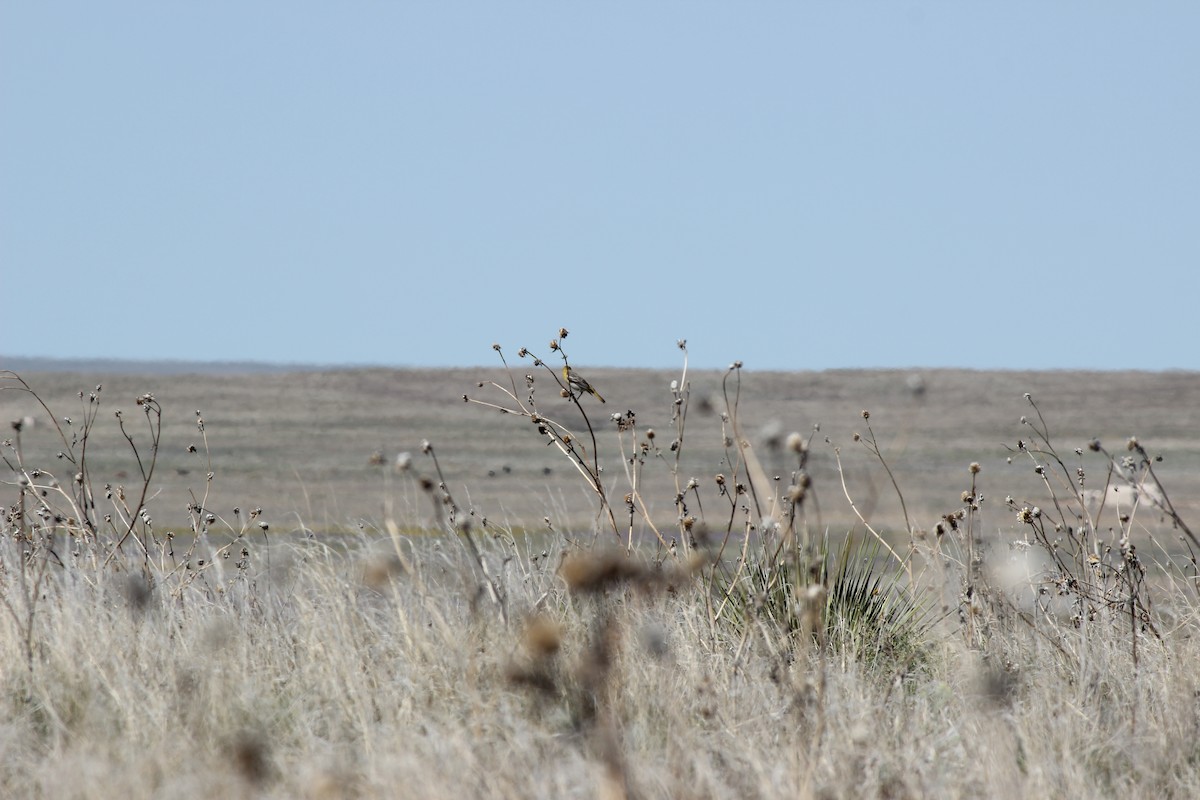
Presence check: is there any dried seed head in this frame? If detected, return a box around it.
[801,584,827,642]
[969,462,981,474]
[522,615,562,658]
[228,730,273,787]
[560,552,642,593]
[786,432,806,454]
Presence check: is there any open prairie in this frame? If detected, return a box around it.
[3,363,1199,538]
[3,362,1200,799]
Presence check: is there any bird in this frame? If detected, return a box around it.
[563,365,605,403]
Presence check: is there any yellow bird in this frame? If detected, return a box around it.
[562,366,605,403]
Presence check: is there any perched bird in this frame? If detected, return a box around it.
[563,365,605,403]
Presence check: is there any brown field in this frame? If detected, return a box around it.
[3,363,1198,540]
[3,362,1200,798]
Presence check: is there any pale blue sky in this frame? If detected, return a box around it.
[3,3,1197,371]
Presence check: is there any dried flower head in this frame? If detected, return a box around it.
[522,614,562,658]
[560,552,645,593]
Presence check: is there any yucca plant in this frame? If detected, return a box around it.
[822,537,937,671]
[716,533,937,674]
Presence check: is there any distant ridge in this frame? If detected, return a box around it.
[0,355,382,376]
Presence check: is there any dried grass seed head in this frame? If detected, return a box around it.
[522,614,563,658]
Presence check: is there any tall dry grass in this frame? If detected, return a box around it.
[3,343,1200,799]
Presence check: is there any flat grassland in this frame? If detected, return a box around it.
[2,363,1200,799]
[4,365,1199,536]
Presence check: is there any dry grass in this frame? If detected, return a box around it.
[1,530,1198,799]
[3,362,1198,534]
[3,350,1200,799]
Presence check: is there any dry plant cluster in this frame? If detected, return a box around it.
[3,334,1200,799]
